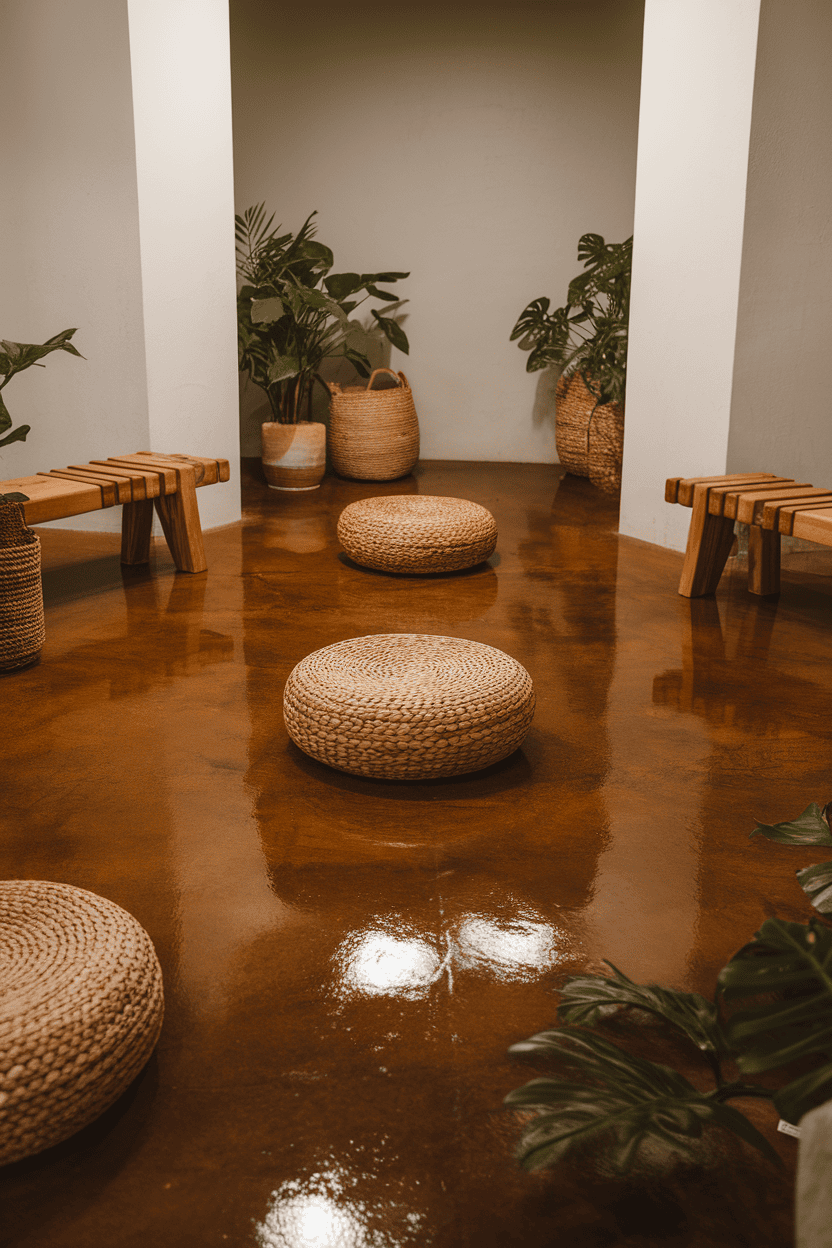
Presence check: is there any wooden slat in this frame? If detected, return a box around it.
[4,474,105,524]
[128,452,207,486]
[42,469,116,506]
[665,478,681,504]
[704,478,795,517]
[76,463,150,501]
[767,499,832,535]
[791,509,832,546]
[748,490,832,530]
[104,457,178,492]
[676,473,777,507]
[88,461,157,499]
[731,484,813,524]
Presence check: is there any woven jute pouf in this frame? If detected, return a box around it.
[328,368,419,481]
[284,633,535,780]
[0,501,45,672]
[0,880,164,1166]
[337,495,498,574]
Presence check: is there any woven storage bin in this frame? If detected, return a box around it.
[328,368,419,481]
[0,880,164,1165]
[0,501,45,672]
[554,372,624,494]
[284,633,535,780]
[588,400,625,494]
[338,495,497,574]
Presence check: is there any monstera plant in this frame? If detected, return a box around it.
[236,204,409,425]
[506,802,832,1175]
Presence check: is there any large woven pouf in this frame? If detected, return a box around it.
[284,633,535,780]
[337,495,498,574]
[0,880,164,1166]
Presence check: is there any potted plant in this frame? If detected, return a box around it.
[511,234,631,493]
[1,329,83,671]
[236,204,410,491]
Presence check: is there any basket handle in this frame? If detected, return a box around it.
[367,367,403,391]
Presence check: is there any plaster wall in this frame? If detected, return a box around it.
[727,0,832,483]
[230,0,644,462]
[127,0,241,531]
[619,0,762,551]
[0,0,149,533]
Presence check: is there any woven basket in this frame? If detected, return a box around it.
[0,880,164,1165]
[0,501,45,672]
[328,368,419,481]
[284,633,535,780]
[338,495,497,574]
[554,372,624,493]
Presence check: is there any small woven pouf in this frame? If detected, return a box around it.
[337,495,497,574]
[0,880,164,1166]
[284,633,535,779]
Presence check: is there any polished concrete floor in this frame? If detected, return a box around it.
[3,458,832,1246]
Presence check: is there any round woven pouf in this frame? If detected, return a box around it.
[0,880,164,1166]
[284,633,535,780]
[337,495,498,574]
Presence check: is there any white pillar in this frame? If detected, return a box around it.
[127,0,241,530]
[619,0,762,551]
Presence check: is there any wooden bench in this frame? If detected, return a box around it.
[0,453,230,574]
[666,473,832,597]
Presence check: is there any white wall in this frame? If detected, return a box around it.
[230,0,644,461]
[127,0,241,531]
[727,0,832,483]
[0,0,149,532]
[619,0,762,551]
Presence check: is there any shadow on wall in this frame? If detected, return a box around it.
[532,366,559,448]
[238,322,398,456]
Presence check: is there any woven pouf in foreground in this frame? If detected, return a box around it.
[0,880,164,1166]
[284,633,535,779]
[338,495,498,574]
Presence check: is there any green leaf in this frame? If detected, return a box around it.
[370,310,409,355]
[505,1029,780,1173]
[0,390,11,434]
[366,271,409,283]
[267,354,300,384]
[557,962,728,1057]
[720,918,832,1121]
[343,347,372,378]
[364,284,400,302]
[797,860,832,913]
[0,423,30,448]
[324,272,364,301]
[750,803,832,845]
[250,296,285,325]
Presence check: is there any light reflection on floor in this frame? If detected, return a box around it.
[255,1167,426,1248]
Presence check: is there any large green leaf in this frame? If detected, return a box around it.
[797,861,832,914]
[505,1029,779,1173]
[0,390,11,434]
[750,803,832,845]
[250,297,285,325]
[557,962,728,1059]
[267,354,300,384]
[363,284,400,303]
[324,272,364,301]
[0,423,30,448]
[371,310,409,355]
[719,918,832,1122]
[0,328,84,380]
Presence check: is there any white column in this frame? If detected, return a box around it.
[619,0,762,551]
[127,0,241,530]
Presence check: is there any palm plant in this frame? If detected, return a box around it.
[506,801,832,1175]
[511,233,631,407]
[236,205,409,424]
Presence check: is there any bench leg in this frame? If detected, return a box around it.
[748,526,781,595]
[678,488,736,597]
[121,498,154,565]
[153,465,207,573]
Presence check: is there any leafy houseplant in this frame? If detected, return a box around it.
[236,205,409,426]
[505,801,832,1176]
[1,328,84,451]
[511,235,631,492]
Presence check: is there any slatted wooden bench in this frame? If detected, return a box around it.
[0,452,230,574]
[666,472,832,597]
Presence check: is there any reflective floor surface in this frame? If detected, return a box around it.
[3,459,832,1246]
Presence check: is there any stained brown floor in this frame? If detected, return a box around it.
[3,458,832,1246]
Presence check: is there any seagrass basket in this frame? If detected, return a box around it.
[328,368,419,481]
[0,880,164,1165]
[554,371,624,494]
[283,633,535,780]
[0,500,45,672]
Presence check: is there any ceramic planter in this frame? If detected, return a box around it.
[261,421,326,491]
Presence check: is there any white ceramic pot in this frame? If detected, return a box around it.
[261,421,326,491]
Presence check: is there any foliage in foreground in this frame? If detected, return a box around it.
[0,329,84,449]
[507,801,832,1174]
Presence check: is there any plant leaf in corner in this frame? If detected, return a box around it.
[750,803,832,846]
[796,860,832,913]
[557,962,728,1057]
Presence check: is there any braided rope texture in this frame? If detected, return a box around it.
[0,881,164,1165]
[328,375,419,481]
[0,503,45,672]
[338,495,497,574]
[284,633,535,779]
